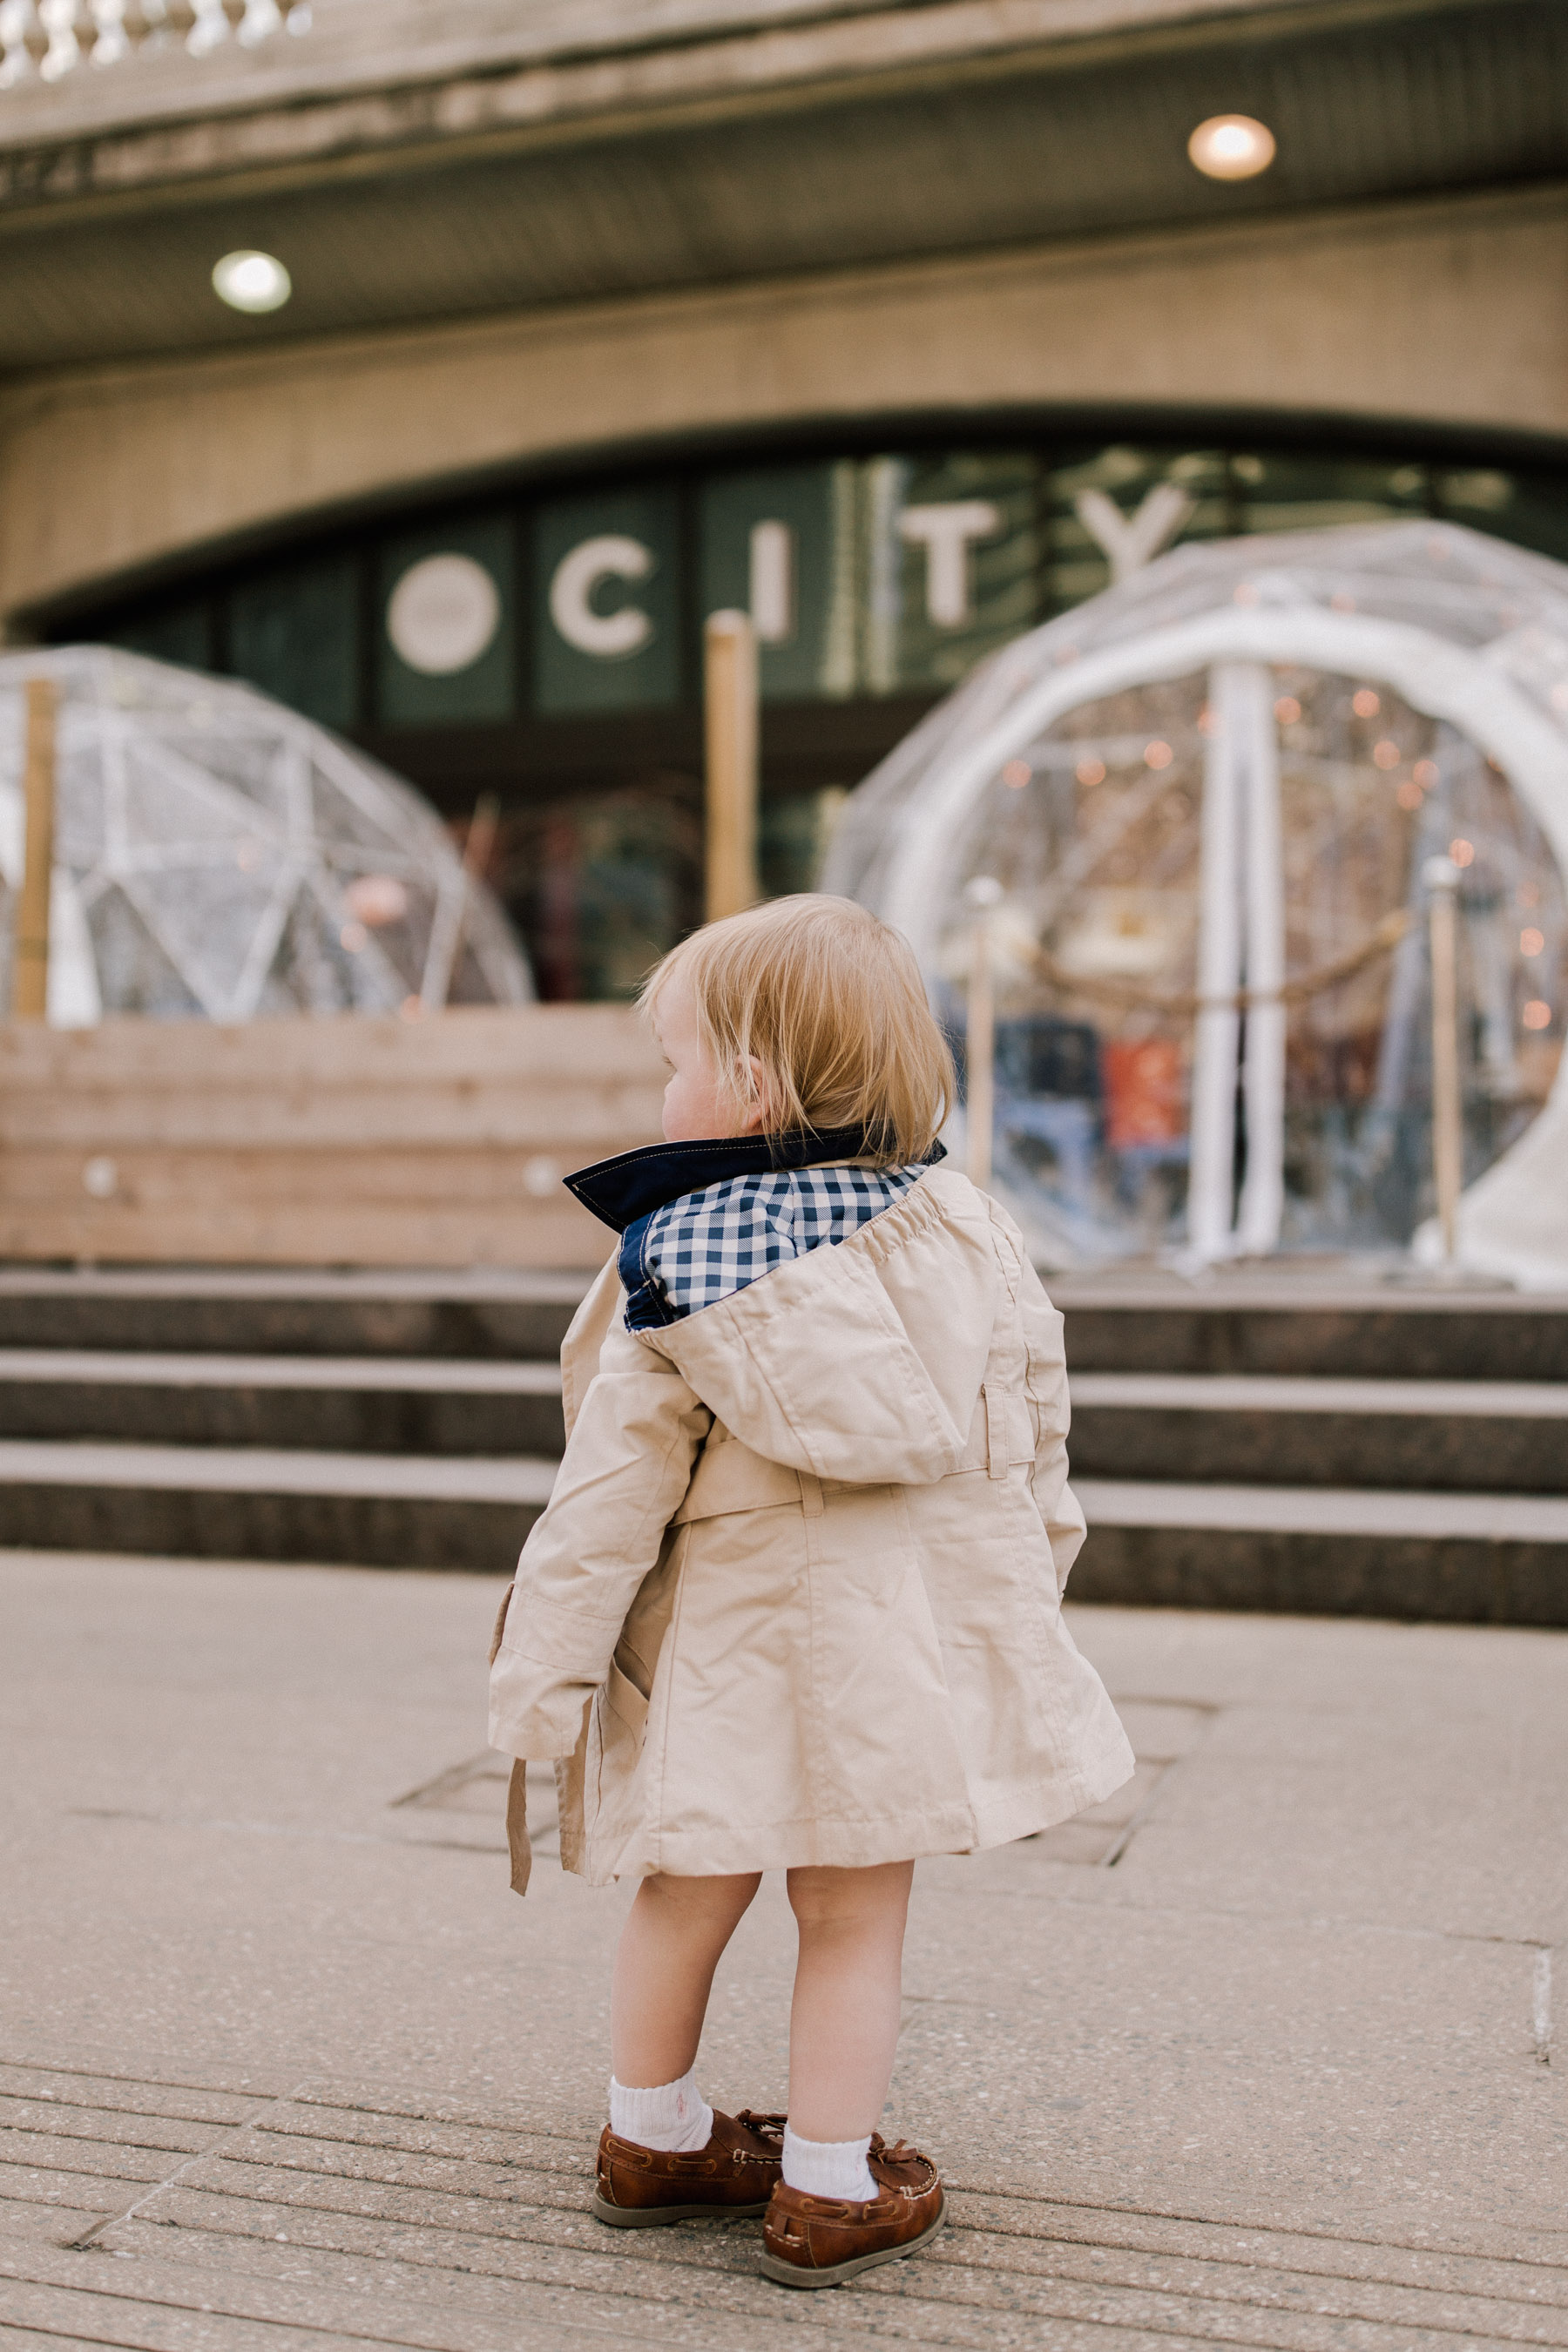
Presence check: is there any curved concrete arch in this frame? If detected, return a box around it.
[4,186,1565,624]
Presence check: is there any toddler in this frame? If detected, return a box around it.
[488,893,1132,2288]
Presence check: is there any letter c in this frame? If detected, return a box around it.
[548,536,655,658]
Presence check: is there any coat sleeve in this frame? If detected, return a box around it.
[1019,1258,1087,1598]
[488,1322,713,1761]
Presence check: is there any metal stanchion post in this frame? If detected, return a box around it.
[704,611,759,923]
[1423,855,1463,1267]
[15,677,58,1020]
[964,875,1002,1189]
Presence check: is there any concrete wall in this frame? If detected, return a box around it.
[3,181,1565,630]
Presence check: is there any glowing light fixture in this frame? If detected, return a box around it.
[1188,115,1276,180]
[213,250,292,314]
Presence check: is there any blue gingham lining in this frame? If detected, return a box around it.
[622,1164,923,1329]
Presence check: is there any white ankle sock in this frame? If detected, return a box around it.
[781,2124,876,2202]
[608,2070,713,2154]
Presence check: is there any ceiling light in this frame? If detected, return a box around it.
[213,250,292,314]
[1188,115,1276,181]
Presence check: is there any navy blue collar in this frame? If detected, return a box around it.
[564,1126,944,1235]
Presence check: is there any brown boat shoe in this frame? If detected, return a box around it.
[591,2107,786,2227]
[760,2133,945,2287]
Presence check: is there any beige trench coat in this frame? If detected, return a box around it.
[488,1166,1133,1888]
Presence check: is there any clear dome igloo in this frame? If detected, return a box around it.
[0,645,533,1023]
[825,521,1568,1288]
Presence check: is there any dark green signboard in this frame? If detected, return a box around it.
[532,485,682,717]
[82,438,1568,740]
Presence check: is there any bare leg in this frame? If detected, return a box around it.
[611,1871,762,2089]
[785,1861,914,2142]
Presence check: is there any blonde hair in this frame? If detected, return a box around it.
[641,896,954,1166]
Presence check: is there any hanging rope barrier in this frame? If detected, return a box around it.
[1026,907,1413,1017]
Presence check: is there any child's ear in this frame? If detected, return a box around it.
[739,1056,770,1134]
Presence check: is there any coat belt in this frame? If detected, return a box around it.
[670,1389,1035,1527]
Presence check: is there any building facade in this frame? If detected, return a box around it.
[1,0,1565,1004]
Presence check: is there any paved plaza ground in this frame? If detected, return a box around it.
[1,1548,1564,2350]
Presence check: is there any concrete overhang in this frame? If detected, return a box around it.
[0,0,1562,375]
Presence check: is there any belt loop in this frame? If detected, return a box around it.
[798,1469,825,1518]
[983,1384,1008,1482]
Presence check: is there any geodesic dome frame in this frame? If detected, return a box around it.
[826,522,1568,1288]
[0,645,533,1024]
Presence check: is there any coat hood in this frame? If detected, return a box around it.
[565,1125,945,1233]
[645,1168,1002,1490]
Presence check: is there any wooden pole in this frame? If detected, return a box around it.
[1424,855,1463,1266]
[704,611,759,923]
[964,875,1002,1188]
[15,677,58,1021]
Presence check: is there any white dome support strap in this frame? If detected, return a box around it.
[1237,664,1287,1256]
[1189,667,1244,1259]
[1189,663,1287,1262]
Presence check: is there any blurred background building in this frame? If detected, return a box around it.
[1,0,1564,989]
[1,0,1565,1271]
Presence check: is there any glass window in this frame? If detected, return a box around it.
[532,486,681,717]
[230,551,359,732]
[1045,447,1229,612]
[494,781,700,1001]
[885,450,1042,695]
[375,515,515,728]
[1441,464,1568,565]
[700,464,841,704]
[104,599,214,672]
[1234,450,1429,536]
[760,786,851,898]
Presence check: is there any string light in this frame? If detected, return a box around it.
[1523,1002,1551,1032]
[1521,928,1545,957]
[1450,839,1475,868]
[1274,696,1301,724]
[1144,740,1173,770]
[1353,688,1380,718]
[1075,758,1106,787]
[1001,760,1031,789]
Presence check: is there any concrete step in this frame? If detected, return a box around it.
[9,1437,1568,1624]
[0,1349,565,1456]
[1071,1478,1568,1625]
[1069,1372,1568,1493]
[0,1439,554,1570]
[4,1264,1565,1623]
[0,1266,591,1360]
[1056,1281,1568,1381]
